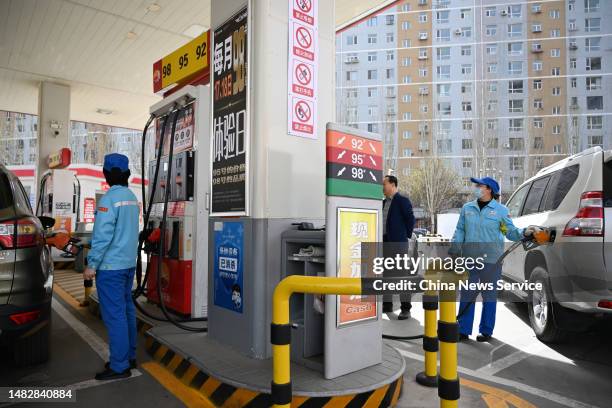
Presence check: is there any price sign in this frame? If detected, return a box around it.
[153,31,210,93]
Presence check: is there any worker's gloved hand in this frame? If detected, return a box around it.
[523,225,542,237]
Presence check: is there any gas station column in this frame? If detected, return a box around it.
[36,82,71,188]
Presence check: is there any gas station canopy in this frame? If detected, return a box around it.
[0,0,386,129]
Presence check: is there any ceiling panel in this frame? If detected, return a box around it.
[0,0,383,129]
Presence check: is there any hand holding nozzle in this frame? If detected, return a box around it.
[523,225,552,245]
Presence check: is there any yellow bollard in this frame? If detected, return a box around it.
[438,290,459,408]
[271,275,362,408]
[416,289,439,387]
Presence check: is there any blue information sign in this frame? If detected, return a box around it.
[213,221,244,313]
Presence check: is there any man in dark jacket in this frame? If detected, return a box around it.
[382,175,416,319]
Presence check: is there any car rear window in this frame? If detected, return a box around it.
[541,165,580,211]
[521,176,551,216]
[604,160,612,207]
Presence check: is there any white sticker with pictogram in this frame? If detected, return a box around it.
[288,0,318,139]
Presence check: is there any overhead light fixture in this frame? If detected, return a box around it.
[147,3,161,12]
[126,30,138,39]
[96,108,113,115]
[182,24,207,38]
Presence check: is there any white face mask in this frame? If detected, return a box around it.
[473,187,484,200]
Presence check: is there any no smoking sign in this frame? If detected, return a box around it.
[292,21,315,61]
[292,60,315,97]
[290,97,315,138]
[293,0,315,25]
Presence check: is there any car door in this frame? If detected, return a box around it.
[502,183,530,282]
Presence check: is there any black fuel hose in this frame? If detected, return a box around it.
[155,105,207,332]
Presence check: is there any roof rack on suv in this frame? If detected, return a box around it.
[536,146,603,176]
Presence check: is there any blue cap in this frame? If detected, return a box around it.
[103,153,129,172]
[470,176,500,195]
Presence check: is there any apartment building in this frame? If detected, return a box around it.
[336,0,611,196]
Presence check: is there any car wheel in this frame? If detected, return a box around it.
[528,266,568,343]
[13,321,51,367]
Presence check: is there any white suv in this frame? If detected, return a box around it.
[502,147,612,342]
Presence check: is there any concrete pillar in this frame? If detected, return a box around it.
[208,0,335,358]
[36,82,70,188]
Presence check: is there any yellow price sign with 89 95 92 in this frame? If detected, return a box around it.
[153,31,210,93]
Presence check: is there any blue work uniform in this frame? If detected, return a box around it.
[87,185,140,373]
[450,199,524,336]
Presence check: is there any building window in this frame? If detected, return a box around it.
[462,120,473,130]
[509,137,524,150]
[386,33,394,43]
[586,57,601,71]
[485,7,496,17]
[486,44,497,55]
[552,87,560,96]
[487,138,499,149]
[437,10,450,23]
[402,39,411,48]
[461,83,472,94]
[532,23,542,32]
[461,46,472,56]
[367,88,377,97]
[585,18,601,32]
[438,102,452,116]
[460,9,471,19]
[346,89,358,98]
[508,5,522,18]
[462,102,472,111]
[462,158,472,168]
[551,48,560,57]
[509,157,524,171]
[368,69,377,80]
[585,0,601,12]
[437,29,451,41]
[551,67,560,76]
[437,65,451,80]
[487,119,497,130]
[588,135,603,147]
[386,15,394,25]
[570,58,577,69]
[533,118,543,128]
[552,124,561,134]
[508,80,523,94]
[508,61,523,74]
[368,106,378,117]
[402,131,412,139]
[487,100,498,112]
[419,68,427,77]
[487,63,497,73]
[533,61,543,71]
[368,123,378,132]
[570,77,577,88]
[419,48,428,59]
[367,17,377,26]
[437,84,450,96]
[402,21,411,31]
[437,47,451,60]
[586,76,602,90]
[386,68,394,79]
[507,42,523,55]
[346,71,357,81]
[488,81,498,92]
[402,57,411,66]
[585,37,601,51]
[587,96,603,110]
[533,99,543,109]
[550,29,561,37]
[508,100,524,113]
[421,104,428,113]
[552,106,561,115]
[461,64,472,75]
[587,116,603,130]
[462,139,473,149]
[368,52,377,62]
[403,148,412,157]
[403,75,411,83]
[403,112,412,120]
[419,13,428,23]
[533,137,544,149]
[437,139,452,153]
[386,51,394,61]
[402,93,411,103]
[533,79,542,90]
[486,25,497,37]
[346,35,357,45]
[508,24,522,37]
[461,27,472,38]
[368,34,377,44]
[549,9,560,19]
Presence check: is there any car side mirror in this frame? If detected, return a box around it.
[38,216,55,230]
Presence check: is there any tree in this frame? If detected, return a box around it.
[407,158,460,232]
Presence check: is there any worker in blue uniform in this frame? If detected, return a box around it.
[450,177,538,342]
[84,153,140,380]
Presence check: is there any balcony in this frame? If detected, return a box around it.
[531,44,543,53]
[569,43,578,50]
[419,32,428,40]
[344,56,359,64]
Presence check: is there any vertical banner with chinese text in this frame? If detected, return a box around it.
[211,6,249,215]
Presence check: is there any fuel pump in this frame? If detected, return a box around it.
[133,85,211,332]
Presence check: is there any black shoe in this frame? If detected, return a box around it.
[105,359,137,370]
[459,333,470,341]
[95,367,131,381]
[476,334,492,342]
[382,302,394,313]
[397,309,411,320]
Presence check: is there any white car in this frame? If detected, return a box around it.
[502,147,612,342]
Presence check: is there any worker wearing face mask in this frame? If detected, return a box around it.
[450,177,538,342]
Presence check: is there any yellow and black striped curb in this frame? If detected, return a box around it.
[145,335,403,407]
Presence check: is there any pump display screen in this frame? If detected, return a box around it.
[210,6,249,215]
